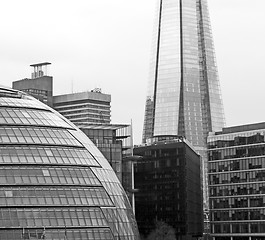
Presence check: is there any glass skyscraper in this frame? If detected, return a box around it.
[142,0,225,214]
[0,86,139,240]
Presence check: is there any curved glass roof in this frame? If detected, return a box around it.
[0,86,139,240]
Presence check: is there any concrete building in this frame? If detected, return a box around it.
[208,123,265,240]
[12,64,111,126]
[53,90,111,126]
[134,135,203,239]
[12,62,53,107]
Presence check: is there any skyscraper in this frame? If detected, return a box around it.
[142,0,225,217]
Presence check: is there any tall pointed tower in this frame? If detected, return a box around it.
[142,0,225,216]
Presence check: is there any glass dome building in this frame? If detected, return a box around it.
[0,86,139,240]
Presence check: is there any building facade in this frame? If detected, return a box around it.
[208,123,265,240]
[79,124,136,208]
[12,64,111,126]
[134,136,203,239]
[79,124,133,182]
[0,86,139,240]
[53,90,111,126]
[142,0,226,219]
[12,62,53,107]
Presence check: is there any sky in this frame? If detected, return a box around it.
[0,0,265,144]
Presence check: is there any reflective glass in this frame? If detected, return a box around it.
[0,207,107,228]
[0,166,101,186]
[0,127,82,146]
[0,146,99,166]
[0,87,140,240]
[0,97,49,110]
[0,108,72,128]
[209,128,265,237]
[142,0,226,213]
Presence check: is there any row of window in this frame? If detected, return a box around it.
[212,222,265,234]
[72,119,110,125]
[59,108,110,115]
[209,157,265,173]
[211,209,265,221]
[211,196,265,209]
[209,183,265,197]
[208,132,265,149]
[0,208,107,228]
[209,170,265,185]
[0,228,114,240]
[208,144,265,161]
[0,186,113,207]
[0,108,71,129]
[0,145,99,166]
[0,127,81,146]
[66,113,110,120]
[54,99,110,109]
[0,166,100,186]
[0,97,48,111]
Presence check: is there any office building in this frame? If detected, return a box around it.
[53,90,111,126]
[142,0,226,219]
[208,123,265,240]
[12,62,53,107]
[12,64,111,126]
[134,136,203,239]
[78,123,133,183]
[78,124,136,208]
[0,86,139,240]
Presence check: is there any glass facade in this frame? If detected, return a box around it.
[208,123,265,239]
[79,124,133,184]
[0,86,139,240]
[142,0,225,216]
[69,123,136,209]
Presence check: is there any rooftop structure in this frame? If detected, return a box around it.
[30,62,51,79]
[12,63,53,107]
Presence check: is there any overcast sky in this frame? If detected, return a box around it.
[1,0,265,144]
